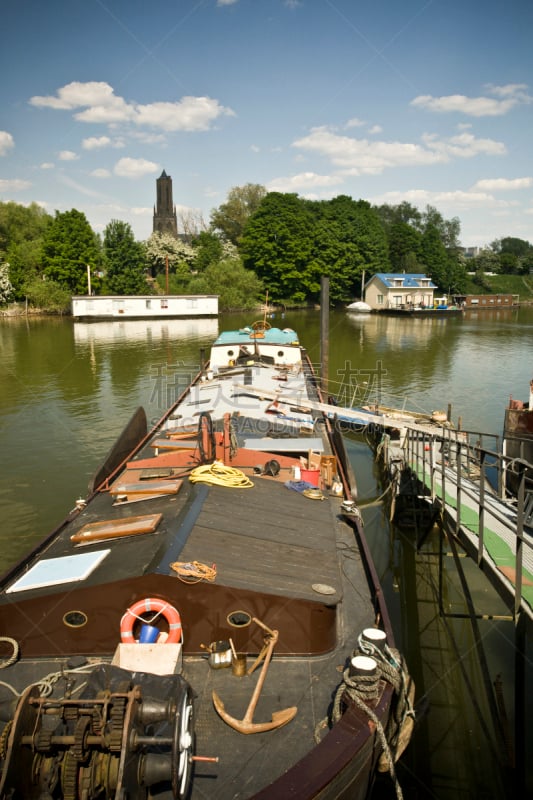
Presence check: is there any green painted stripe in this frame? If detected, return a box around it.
[408,461,533,609]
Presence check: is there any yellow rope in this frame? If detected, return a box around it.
[171,561,217,584]
[189,461,254,488]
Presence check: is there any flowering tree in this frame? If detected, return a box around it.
[0,263,13,305]
[144,232,195,278]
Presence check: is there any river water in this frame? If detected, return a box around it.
[1,307,532,798]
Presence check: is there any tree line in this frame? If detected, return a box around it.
[1,186,532,311]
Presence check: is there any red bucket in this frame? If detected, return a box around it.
[300,468,320,487]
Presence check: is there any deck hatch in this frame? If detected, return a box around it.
[6,550,110,593]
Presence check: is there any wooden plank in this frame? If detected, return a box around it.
[109,479,183,496]
[71,513,162,544]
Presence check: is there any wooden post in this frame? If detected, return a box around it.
[320,276,329,397]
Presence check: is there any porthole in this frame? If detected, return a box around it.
[63,610,88,629]
[277,350,284,357]
[226,610,252,628]
[227,349,234,356]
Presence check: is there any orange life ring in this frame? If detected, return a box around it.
[120,598,182,644]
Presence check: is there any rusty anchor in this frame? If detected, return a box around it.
[212,617,297,734]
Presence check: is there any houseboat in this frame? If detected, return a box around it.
[0,321,413,799]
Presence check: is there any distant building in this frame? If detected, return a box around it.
[153,170,178,237]
[364,273,437,310]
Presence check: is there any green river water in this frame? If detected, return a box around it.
[1,307,532,799]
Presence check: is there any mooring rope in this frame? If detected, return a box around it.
[0,637,19,669]
[330,641,415,800]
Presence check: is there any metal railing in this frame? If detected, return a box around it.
[403,425,532,623]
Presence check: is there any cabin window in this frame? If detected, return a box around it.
[187,298,198,309]
[146,299,152,309]
[160,298,168,309]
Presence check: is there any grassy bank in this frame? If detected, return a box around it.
[463,273,533,300]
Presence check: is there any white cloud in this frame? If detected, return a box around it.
[368,125,382,135]
[40,162,55,170]
[411,83,532,117]
[131,206,152,216]
[0,131,14,156]
[113,157,159,178]
[292,126,505,175]
[371,188,512,211]
[30,81,130,115]
[345,118,366,129]
[471,177,532,192]
[134,97,234,132]
[82,136,125,150]
[267,172,343,192]
[29,81,234,133]
[58,150,79,161]
[90,168,111,178]
[0,178,31,191]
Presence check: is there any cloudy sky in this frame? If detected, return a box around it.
[2,0,533,246]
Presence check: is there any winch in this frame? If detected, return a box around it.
[0,667,195,799]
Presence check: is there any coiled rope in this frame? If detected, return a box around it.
[171,561,217,583]
[331,639,415,800]
[189,462,254,489]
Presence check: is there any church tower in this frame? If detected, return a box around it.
[153,170,178,237]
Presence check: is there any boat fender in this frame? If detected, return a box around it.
[120,598,182,644]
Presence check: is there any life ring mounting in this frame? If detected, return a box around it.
[120,598,182,644]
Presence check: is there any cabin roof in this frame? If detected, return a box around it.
[213,327,299,346]
[370,273,437,289]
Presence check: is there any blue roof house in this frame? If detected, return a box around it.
[364,273,437,310]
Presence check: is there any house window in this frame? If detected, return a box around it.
[377,294,384,305]
[393,295,402,306]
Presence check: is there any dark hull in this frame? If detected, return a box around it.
[377,308,463,316]
[0,329,407,799]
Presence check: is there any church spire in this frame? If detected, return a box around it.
[153,170,178,237]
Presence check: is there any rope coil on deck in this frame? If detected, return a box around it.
[170,561,217,583]
[189,462,254,489]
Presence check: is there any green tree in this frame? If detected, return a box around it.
[211,183,267,245]
[420,225,450,290]
[188,256,263,310]
[192,231,225,272]
[103,220,148,294]
[240,193,315,301]
[388,221,422,272]
[0,201,52,297]
[41,210,100,294]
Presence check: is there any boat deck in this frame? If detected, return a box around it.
[0,345,391,799]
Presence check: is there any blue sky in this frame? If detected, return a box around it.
[2,0,533,247]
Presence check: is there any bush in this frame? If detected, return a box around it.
[23,278,71,313]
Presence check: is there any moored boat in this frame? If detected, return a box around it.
[0,321,413,799]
